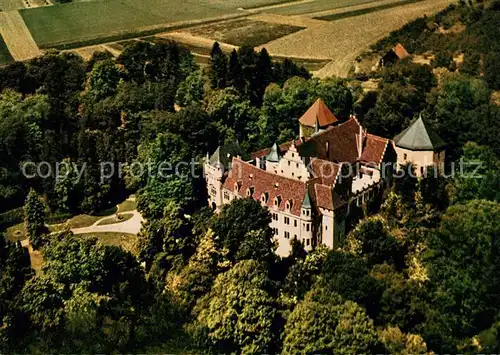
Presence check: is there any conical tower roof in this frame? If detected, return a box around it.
[299,98,339,128]
[302,189,312,209]
[394,116,446,151]
[266,143,281,162]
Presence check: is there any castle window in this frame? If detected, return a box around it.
[284,217,290,225]
[404,153,407,160]
[306,224,310,232]
[292,153,295,158]
[288,161,290,166]
[306,239,310,246]
[223,191,229,200]
[285,231,290,239]
[272,213,278,221]
[294,219,297,227]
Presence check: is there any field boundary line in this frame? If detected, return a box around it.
[0,10,41,60]
[242,0,314,12]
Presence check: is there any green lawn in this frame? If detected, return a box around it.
[80,232,137,253]
[4,222,25,242]
[0,34,14,65]
[117,198,137,212]
[97,212,134,226]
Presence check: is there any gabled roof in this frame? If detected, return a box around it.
[309,158,340,186]
[209,142,243,169]
[299,98,339,128]
[392,43,409,60]
[223,158,307,216]
[360,134,390,166]
[297,117,361,164]
[394,116,446,151]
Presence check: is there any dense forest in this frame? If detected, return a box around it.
[1,0,500,353]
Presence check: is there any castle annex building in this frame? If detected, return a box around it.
[204,99,445,256]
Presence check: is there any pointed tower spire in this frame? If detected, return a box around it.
[266,143,281,162]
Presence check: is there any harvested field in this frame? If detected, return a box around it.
[256,0,458,78]
[184,18,304,47]
[0,10,41,60]
[157,31,238,53]
[0,0,24,11]
[0,34,14,65]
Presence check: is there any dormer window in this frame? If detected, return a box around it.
[261,192,269,203]
[274,183,279,189]
[246,186,254,197]
[274,195,282,207]
[234,182,241,192]
[286,199,293,211]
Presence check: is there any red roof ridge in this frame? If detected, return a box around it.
[299,115,360,142]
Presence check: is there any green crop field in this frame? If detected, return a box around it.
[266,0,383,15]
[19,0,295,49]
[315,0,424,21]
[0,34,14,65]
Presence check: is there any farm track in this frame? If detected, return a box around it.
[0,10,41,60]
[255,0,458,78]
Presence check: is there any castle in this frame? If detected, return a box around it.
[204,99,445,256]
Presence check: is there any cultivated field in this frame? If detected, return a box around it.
[0,34,13,65]
[255,0,458,77]
[0,10,41,61]
[184,18,304,48]
[19,0,244,49]
[0,0,23,11]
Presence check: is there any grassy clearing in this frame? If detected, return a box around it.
[315,0,424,21]
[97,213,134,226]
[4,222,25,242]
[19,0,245,49]
[80,232,138,253]
[185,19,304,47]
[117,199,137,212]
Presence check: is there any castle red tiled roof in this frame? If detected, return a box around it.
[299,98,339,128]
[309,158,340,186]
[313,183,347,211]
[250,140,302,160]
[224,158,307,216]
[297,117,361,163]
[360,134,389,166]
